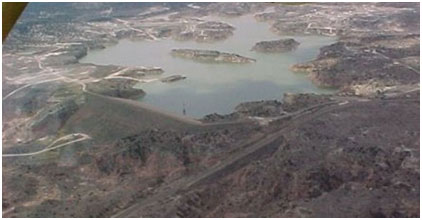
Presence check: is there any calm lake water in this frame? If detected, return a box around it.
[80,14,337,118]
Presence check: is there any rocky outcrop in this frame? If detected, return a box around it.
[171,49,256,63]
[201,100,284,123]
[42,44,89,66]
[173,21,234,43]
[161,75,186,83]
[252,38,300,53]
[282,93,332,112]
[260,3,420,37]
[201,113,240,123]
[235,100,284,117]
[171,94,420,218]
[86,79,146,99]
[291,33,420,89]
[119,67,164,78]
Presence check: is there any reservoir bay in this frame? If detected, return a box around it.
[81,14,336,118]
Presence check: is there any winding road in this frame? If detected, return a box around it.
[2,133,91,157]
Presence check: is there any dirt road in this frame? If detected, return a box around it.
[2,133,91,157]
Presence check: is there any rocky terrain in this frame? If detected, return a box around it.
[254,3,419,37]
[2,2,420,218]
[201,100,285,124]
[172,21,235,42]
[85,78,146,99]
[252,38,300,53]
[113,90,419,218]
[291,33,420,91]
[171,49,256,64]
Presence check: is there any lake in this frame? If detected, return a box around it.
[80,14,336,118]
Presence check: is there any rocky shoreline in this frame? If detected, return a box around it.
[290,33,419,94]
[171,49,256,63]
[160,75,187,83]
[252,38,300,53]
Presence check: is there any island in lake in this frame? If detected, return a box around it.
[252,38,300,53]
[171,48,256,63]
